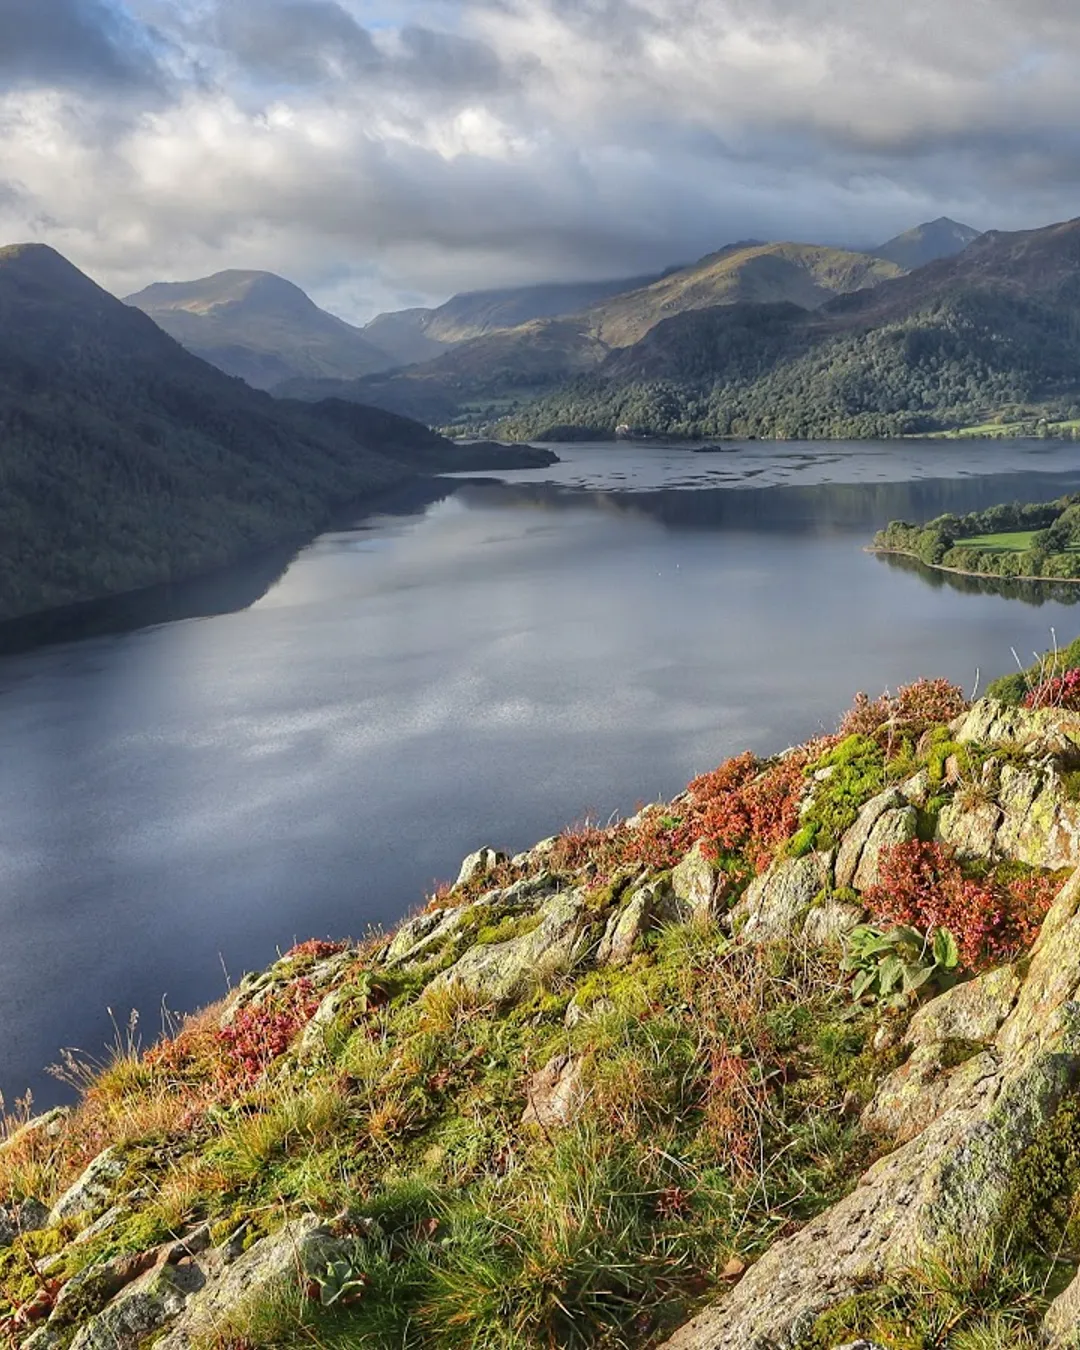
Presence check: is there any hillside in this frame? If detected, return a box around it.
[494,215,1080,440]
[13,667,1080,1346]
[870,216,982,270]
[361,274,661,367]
[294,242,904,425]
[125,271,395,389]
[0,244,531,622]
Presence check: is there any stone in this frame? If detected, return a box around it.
[861,1043,999,1142]
[995,763,1080,871]
[69,1260,206,1350]
[935,797,1002,860]
[51,1249,161,1327]
[429,891,591,1005]
[953,698,1080,761]
[835,789,905,890]
[50,1148,126,1224]
[671,841,718,922]
[154,1216,346,1350]
[802,902,865,947]
[658,866,1080,1350]
[851,806,917,891]
[1044,1266,1080,1345]
[735,854,830,943]
[384,905,473,968]
[597,884,655,966]
[455,847,506,889]
[899,769,930,806]
[521,1054,586,1130]
[0,1197,48,1248]
[906,967,1022,1048]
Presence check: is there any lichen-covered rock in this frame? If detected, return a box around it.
[154,1216,345,1350]
[994,763,1080,870]
[935,796,1002,860]
[521,1054,586,1130]
[597,884,654,966]
[906,967,1021,1048]
[835,789,906,890]
[456,847,506,889]
[953,698,1080,761]
[671,841,718,922]
[802,901,865,947]
[429,891,590,1004]
[50,1147,125,1224]
[659,867,1080,1350]
[851,805,917,891]
[0,1197,48,1248]
[70,1259,207,1350]
[735,854,831,943]
[861,1043,999,1142]
[383,904,473,967]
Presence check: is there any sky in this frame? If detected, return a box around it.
[3,0,1080,323]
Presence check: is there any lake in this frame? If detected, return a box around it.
[5,438,1080,1106]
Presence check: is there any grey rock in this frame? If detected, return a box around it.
[899,769,930,806]
[802,902,865,947]
[851,806,917,891]
[69,1260,206,1350]
[907,967,1022,1048]
[735,854,830,943]
[835,789,905,890]
[0,1197,48,1248]
[597,883,655,966]
[936,796,1003,860]
[1045,1264,1080,1344]
[0,1108,69,1157]
[456,847,506,889]
[50,1147,126,1224]
[155,1215,345,1350]
[954,698,1080,761]
[862,1043,999,1142]
[671,841,718,922]
[430,891,590,1005]
[384,905,472,968]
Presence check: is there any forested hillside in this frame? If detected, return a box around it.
[493,220,1080,440]
[0,245,481,621]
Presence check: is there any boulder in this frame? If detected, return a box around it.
[953,698,1080,761]
[154,1216,346,1350]
[429,891,590,1005]
[50,1147,126,1224]
[384,904,473,968]
[671,842,718,923]
[906,967,1021,1048]
[851,806,917,892]
[735,854,830,943]
[69,1259,205,1350]
[0,1197,48,1248]
[835,789,906,890]
[597,884,654,967]
[521,1054,586,1130]
[0,1108,69,1157]
[659,866,1080,1350]
[455,847,506,889]
[861,1043,999,1142]
[802,902,865,947]
[935,797,1002,860]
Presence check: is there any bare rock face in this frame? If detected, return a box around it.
[455,847,507,889]
[49,1148,126,1225]
[735,854,831,943]
[850,806,917,891]
[597,884,655,966]
[659,867,1080,1350]
[906,966,1021,1048]
[953,699,1080,761]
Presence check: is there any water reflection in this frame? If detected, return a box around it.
[876,552,1080,608]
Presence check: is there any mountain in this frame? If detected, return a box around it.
[491,216,1080,441]
[285,242,904,424]
[870,216,982,270]
[0,244,538,621]
[125,270,396,389]
[360,273,662,367]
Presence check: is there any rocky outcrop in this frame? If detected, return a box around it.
[0,1199,48,1249]
[953,699,1080,761]
[660,866,1080,1350]
[835,789,907,890]
[671,841,719,922]
[521,1054,587,1130]
[49,1148,126,1225]
[734,854,832,943]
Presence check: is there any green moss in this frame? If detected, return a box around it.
[474,913,543,946]
[1001,1098,1080,1252]
[800,735,887,852]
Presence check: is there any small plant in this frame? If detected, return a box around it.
[310,1257,368,1308]
[842,924,960,1006]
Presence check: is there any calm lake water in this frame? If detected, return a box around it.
[6,438,1080,1105]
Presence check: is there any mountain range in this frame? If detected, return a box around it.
[0,245,550,623]
[123,218,980,418]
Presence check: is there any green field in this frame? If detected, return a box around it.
[956,530,1039,552]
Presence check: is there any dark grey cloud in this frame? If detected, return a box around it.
[215,1,379,84]
[0,0,163,89]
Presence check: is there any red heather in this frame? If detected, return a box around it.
[1025,667,1080,711]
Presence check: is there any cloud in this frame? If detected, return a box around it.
[0,0,165,90]
[5,0,1080,321]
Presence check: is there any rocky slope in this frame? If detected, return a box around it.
[11,678,1080,1348]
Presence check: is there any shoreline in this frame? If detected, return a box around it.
[866,544,1080,585]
